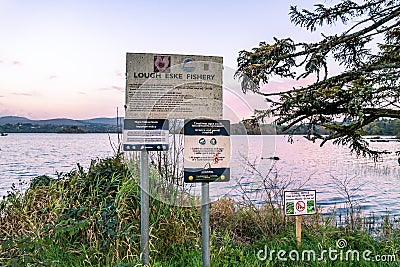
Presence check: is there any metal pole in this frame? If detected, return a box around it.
[201,182,210,267]
[140,150,150,266]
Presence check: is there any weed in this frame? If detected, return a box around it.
[0,154,399,266]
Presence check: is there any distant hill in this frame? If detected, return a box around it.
[0,116,34,125]
[0,116,123,133]
[0,116,122,126]
[1,116,398,136]
[80,117,123,125]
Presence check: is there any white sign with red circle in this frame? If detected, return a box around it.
[296,200,306,212]
[284,190,316,216]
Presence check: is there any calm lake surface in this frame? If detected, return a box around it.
[1,133,399,217]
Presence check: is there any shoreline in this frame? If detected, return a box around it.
[1,155,399,266]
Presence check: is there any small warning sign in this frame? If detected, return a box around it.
[284,190,316,216]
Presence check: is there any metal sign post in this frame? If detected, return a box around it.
[201,182,210,267]
[183,119,230,267]
[123,119,167,266]
[140,150,150,266]
[124,53,223,266]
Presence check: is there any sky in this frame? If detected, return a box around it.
[0,0,334,120]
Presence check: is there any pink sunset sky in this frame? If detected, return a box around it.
[0,0,340,120]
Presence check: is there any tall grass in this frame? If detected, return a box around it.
[0,155,200,266]
[0,154,399,266]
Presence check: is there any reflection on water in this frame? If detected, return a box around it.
[0,133,120,194]
[0,133,399,217]
[235,135,400,217]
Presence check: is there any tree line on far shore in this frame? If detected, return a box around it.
[232,118,400,137]
[0,123,121,134]
[1,118,399,137]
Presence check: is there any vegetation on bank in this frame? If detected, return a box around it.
[0,154,399,266]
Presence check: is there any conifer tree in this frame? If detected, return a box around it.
[236,0,400,159]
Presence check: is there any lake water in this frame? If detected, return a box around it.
[0,133,399,217]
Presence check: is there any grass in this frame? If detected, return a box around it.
[0,154,399,266]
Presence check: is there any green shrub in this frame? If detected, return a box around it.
[1,154,399,266]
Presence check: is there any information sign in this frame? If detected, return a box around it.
[184,119,230,182]
[123,119,169,151]
[284,190,316,216]
[125,53,223,119]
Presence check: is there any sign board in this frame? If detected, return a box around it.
[124,52,223,267]
[123,119,169,151]
[284,190,316,216]
[184,119,230,182]
[125,53,223,119]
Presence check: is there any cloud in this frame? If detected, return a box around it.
[48,75,58,79]
[0,108,11,116]
[12,92,33,96]
[98,85,124,92]
[260,75,317,94]
[115,71,124,77]
[111,85,124,91]
[76,91,87,95]
[12,60,22,66]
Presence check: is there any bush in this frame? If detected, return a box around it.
[1,154,399,266]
